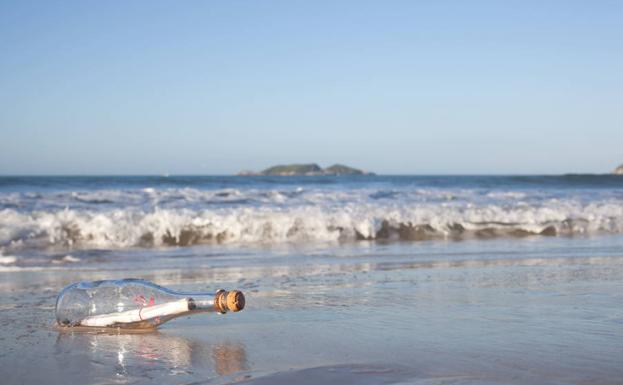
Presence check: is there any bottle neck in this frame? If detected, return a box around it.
[180,290,245,314]
[186,293,217,312]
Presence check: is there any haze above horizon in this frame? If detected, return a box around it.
[1,1,622,175]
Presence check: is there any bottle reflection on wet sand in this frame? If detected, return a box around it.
[55,331,248,381]
[211,343,247,375]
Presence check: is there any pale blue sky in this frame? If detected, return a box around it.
[1,1,622,175]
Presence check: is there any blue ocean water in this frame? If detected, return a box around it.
[1,175,623,257]
[3,174,623,192]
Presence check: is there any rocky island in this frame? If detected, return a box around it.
[238,163,373,176]
[614,164,623,175]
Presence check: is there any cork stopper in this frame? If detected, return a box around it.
[227,290,245,312]
[215,290,245,313]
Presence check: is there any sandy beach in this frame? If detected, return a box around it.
[2,236,623,385]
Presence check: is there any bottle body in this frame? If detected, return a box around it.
[56,279,244,329]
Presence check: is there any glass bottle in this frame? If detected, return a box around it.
[56,279,245,329]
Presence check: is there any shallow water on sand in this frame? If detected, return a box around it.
[1,236,623,384]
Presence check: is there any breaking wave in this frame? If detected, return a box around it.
[1,199,623,250]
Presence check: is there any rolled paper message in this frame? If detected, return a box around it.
[79,298,191,327]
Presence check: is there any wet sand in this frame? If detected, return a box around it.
[1,237,623,384]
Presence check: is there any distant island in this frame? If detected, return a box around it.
[238,163,374,176]
[614,164,623,175]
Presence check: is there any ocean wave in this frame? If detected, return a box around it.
[1,198,622,250]
[0,187,313,212]
[0,186,570,213]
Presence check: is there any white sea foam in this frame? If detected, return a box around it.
[0,255,17,265]
[51,255,81,264]
[1,196,623,249]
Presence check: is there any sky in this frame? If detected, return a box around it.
[1,1,622,175]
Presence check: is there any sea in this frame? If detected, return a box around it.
[2,174,623,261]
[1,175,623,384]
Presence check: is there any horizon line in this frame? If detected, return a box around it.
[0,172,617,177]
